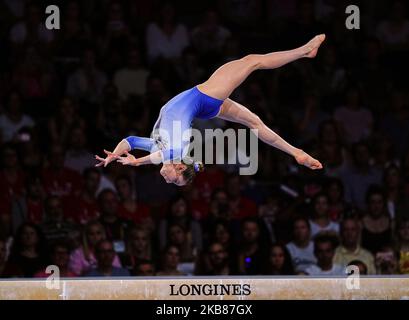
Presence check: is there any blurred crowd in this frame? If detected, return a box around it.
[0,0,409,278]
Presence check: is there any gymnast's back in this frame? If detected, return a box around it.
[152,86,224,135]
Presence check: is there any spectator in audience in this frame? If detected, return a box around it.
[65,168,100,225]
[132,164,178,206]
[113,48,150,100]
[95,166,118,196]
[1,0,25,21]
[54,0,91,62]
[85,240,130,277]
[11,47,54,112]
[326,178,350,221]
[135,259,155,276]
[0,239,7,278]
[9,3,54,47]
[167,223,196,262]
[334,217,376,274]
[372,135,397,169]
[7,223,48,277]
[99,1,132,72]
[143,75,172,122]
[376,0,409,48]
[48,97,86,146]
[347,260,368,275]
[158,195,202,251]
[0,239,23,278]
[98,189,131,242]
[361,187,392,254]
[11,175,45,227]
[193,166,226,203]
[309,193,340,238]
[191,9,231,57]
[397,218,409,274]
[156,245,185,276]
[206,219,235,256]
[0,144,26,212]
[380,90,409,157]
[316,45,347,104]
[316,120,348,178]
[180,183,211,221]
[334,87,373,145]
[220,0,263,25]
[403,150,409,200]
[115,175,153,231]
[358,37,388,111]
[375,245,399,275]
[286,217,317,274]
[202,188,231,233]
[66,48,108,105]
[305,234,344,276]
[40,195,77,245]
[258,193,281,244]
[95,83,128,146]
[64,126,94,174]
[237,218,269,275]
[0,212,13,259]
[383,164,408,222]
[342,142,382,210]
[264,244,295,275]
[146,3,189,62]
[0,91,35,143]
[226,175,257,219]
[120,226,153,274]
[69,220,122,276]
[241,174,267,206]
[17,128,42,171]
[196,242,237,275]
[41,144,82,198]
[174,47,206,88]
[295,93,330,144]
[34,241,76,278]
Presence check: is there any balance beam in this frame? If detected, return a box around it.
[0,277,408,300]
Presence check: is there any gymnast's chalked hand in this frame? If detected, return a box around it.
[117,151,137,166]
[95,149,120,167]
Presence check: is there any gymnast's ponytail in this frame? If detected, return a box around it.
[181,158,204,184]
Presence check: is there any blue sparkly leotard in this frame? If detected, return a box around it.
[124,86,224,162]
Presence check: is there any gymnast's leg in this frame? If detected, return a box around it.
[197,34,325,100]
[217,98,323,170]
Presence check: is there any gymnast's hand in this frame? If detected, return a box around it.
[294,149,323,170]
[95,149,120,167]
[117,151,137,166]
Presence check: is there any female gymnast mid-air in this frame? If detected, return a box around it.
[96,34,326,186]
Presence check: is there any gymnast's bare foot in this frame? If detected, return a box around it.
[302,34,326,58]
[294,149,323,170]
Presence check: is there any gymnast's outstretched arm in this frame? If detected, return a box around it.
[95,136,156,167]
[117,150,163,166]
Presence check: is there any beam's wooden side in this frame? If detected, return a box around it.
[0,278,408,300]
